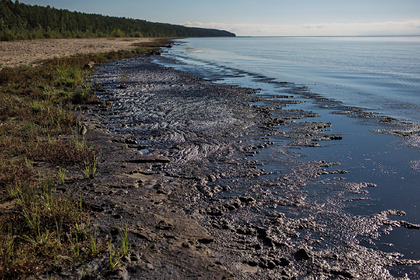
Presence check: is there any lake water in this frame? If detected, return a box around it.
[154,36,420,276]
[160,36,420,123]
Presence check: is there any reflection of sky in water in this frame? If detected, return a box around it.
[163,37,420,124]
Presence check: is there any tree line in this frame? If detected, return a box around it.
[0,0,235,41]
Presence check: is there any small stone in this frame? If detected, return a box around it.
[125,138,137,144]
[294,248,310,261]
[146,263,154,269]
[84,61,95,69]
[156,220,174,230]
[79,125,87,135]
[128,156,170,163]
[239,196,255,204]
[198,238,214,244]
[276,257,290,267]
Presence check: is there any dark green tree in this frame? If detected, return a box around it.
[0,0,235,41]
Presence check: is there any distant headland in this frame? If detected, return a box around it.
[0,0,236,41]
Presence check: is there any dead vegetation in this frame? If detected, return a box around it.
[0,40,165,279]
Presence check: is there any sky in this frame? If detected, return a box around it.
[20,0,420,36]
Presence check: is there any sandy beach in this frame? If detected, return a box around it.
[0,37,152,69]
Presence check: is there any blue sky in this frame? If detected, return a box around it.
[20,0,420,36]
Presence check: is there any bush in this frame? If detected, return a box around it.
[111,29,125,38]
[0,30,16,41]
[71,88,92,104]
[54,66,83,88]
[133,31,143,38]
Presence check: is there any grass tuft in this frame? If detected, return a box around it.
[58,168,66,185]
[0,39,164,279]
[108,222,131,271]
[82,159,97,179]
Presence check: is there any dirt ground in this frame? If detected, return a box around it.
[0,37,152,69]
[3,38,419,279]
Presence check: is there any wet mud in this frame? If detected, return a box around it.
[50,56,420,279]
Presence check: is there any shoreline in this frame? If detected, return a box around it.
[2,38,419,278]
[65,55,420,279]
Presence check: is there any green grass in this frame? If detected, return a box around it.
[82,158,97,179]
[58,168,66,185]
[0,39,164,279]
[108,222,131,271]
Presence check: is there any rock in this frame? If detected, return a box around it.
[197,185,213,197]
[84,61,95,69]
[208,174,218,182]
[156,220,174,230]
[400,220,420,229]
[110,227,120,236]
[329,269,354,278]
[393,130,413,137]
[236,227,256,235]
[256,256,289,269]
[256,228,274,248]
[294,248,310,261]
[56,255,72,262]
[127,155,170,163]
[277,258,290,267]
[125,138,137,144]
[79,125,88,135]
[239,196,255,205]
[90,204,104,212]
[244,260,259,267]
[206,207,224,216]
[258,257,277,269]
[112,214,122,219]
[198,238,214,244]
[224,198,242,211]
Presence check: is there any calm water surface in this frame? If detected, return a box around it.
[162,36,420,123]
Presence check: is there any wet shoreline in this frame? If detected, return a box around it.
[72,55,420,279]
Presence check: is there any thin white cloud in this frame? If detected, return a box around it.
[183,20,420,36]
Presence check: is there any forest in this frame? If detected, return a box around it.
[0,0,235,41]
